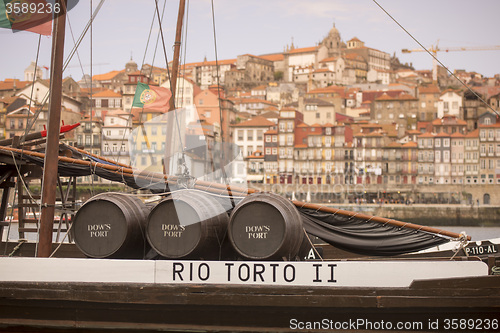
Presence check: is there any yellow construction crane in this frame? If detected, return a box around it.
[402,43,500,82]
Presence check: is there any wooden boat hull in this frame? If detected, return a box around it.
[0,276,498,332]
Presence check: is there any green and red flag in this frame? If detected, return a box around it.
[0,0,53,36]
[132,82,172,110]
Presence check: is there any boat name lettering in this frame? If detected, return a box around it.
[161,224,185,237]
[88,224,111,237]
[172,262,210,281]
[245,225,270,239]
[168,262,338,284]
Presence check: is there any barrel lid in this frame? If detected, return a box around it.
[73,199,128,258]
[229,201,286,259]
[146,199,202,258]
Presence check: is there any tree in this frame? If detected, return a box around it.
[273,71,284,81]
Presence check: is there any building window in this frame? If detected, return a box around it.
[443,151,449,162]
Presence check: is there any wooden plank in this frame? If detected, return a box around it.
[0,281,498,332]
[18,228,68,233]
[410,275,500,289]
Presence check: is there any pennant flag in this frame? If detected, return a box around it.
[0,0,53,36]
[132,82,172,110]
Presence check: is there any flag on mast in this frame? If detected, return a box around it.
[132,82,172,110]
[0,0,53,36]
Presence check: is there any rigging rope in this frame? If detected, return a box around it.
[131,0,167,172]
[21,0,106,137]
[22,34,42,143]
[153,0,188,178]
[89,0,94,195]
[210,0,234,207]
[372,0,500,118]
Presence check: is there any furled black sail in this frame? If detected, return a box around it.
[300,208,450,256]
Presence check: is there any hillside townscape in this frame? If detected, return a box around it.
[1,24,499,206]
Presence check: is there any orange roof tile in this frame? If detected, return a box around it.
[0,79,30,91]
[92,89,122,98]
[402,142,418,148]
[465,129,479,137]
[232,116,275,127]
[479,122,500,128]
[418,85,440,94]
[288,46,317,54]
[320,57,340,63]
[92,70,124,81]
[258,53,284,62]
[418,132,436,138]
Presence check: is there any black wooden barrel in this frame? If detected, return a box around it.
[73,193,150,259]
[228,192,304,260]
[146,190,229,259]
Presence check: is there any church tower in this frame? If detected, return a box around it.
[321,22,342,58]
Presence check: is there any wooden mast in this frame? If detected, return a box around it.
[37,0,67,257]
[163,0,186,175]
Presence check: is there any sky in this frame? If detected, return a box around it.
[1,0,500,82]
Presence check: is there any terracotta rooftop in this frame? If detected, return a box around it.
[92,89,122,98]
[465,129,479,137]
[92,70,124,81]
[418,132,436,138]
[258,53,285,62]
[288,46,317,54]
[232,116,275,127]
[402,142,418,148]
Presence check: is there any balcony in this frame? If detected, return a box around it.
[84,142,101,148]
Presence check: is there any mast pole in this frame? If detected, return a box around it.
[169,0,186,111]
[37,0,67,257]
[163,0,186,175]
